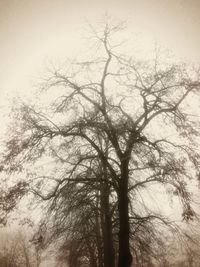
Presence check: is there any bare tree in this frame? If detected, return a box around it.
[0,229,40,267]
[1,21,200,267]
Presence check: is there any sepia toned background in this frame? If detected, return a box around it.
[0,0,200,103]
[0,1,200,266]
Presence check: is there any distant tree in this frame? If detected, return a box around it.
[1,21,200,267]
[0,230,40,267]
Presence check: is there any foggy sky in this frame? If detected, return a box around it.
[0,0,200,99]
[0,2,199,266]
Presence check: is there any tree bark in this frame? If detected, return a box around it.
[118,161,133,267]
[100,173,115,267]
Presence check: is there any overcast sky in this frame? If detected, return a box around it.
[1,0,200,100]
[0,0,199,260]
[0,2,199,265]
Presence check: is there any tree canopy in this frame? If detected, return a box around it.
[1,22,200,267]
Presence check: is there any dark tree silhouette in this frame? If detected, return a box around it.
[1,21,200,267]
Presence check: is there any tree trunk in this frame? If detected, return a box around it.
[118,161,133,267]
[100,181,115,267]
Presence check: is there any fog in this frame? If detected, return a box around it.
[0,1,200,267]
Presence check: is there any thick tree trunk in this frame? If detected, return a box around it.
[100,181,115,267]
[118,161,133,267]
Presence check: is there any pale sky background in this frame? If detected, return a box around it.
[0,1,200,265]
[0,0,200,106]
